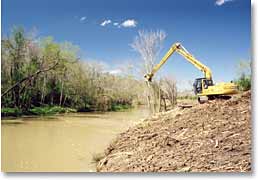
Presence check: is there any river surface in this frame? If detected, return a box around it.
[1,108,149,172]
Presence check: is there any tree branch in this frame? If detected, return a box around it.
[1,60,60,97]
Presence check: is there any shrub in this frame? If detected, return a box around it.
[236,74,251,91]
[110,104,132,111]
[1,107,22,117]
[28,106,77,115]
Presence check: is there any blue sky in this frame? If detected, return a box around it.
[2,0,251,90]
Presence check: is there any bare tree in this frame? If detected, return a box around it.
[131,30,166,113]
[131,30,166,74]
[236,60,251,77]
[160,77,177,111]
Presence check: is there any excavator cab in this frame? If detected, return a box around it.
[193,78,213,95]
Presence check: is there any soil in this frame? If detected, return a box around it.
[97,91,252,172]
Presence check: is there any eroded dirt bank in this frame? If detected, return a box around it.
[97,91,251,172]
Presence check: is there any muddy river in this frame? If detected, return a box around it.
[1,108,149,172]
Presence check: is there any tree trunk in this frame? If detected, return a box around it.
[63,95,67,106]
[59,80,64,106]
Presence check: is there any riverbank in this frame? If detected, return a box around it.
[1,104,133,118]
[97,91,251,172]
[1,106,77,117]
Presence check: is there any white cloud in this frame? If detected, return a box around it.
[100,19,112,26]
[113,22,119,26]
[109,69,122,75]
[215,0,233,6]
[80,16,86,21]
[120,19,137,28]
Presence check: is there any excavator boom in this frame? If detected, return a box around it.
[145,42,212,81]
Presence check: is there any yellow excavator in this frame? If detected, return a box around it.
[144,42,238,103]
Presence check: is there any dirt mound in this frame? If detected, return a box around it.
[97,91,251,172]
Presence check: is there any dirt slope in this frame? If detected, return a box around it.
[97,91,251,172]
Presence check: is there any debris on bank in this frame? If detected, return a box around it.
[97,91,251,172]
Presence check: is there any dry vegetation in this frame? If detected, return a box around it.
[131,30,177,113]
[97,91,251,172]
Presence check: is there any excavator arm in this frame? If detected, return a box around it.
[144,42,212,81]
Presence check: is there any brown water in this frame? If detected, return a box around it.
[1,108,149,172]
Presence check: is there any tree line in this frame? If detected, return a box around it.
[2,27,250,117]
[1,27,146,116]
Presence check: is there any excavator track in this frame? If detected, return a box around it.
[198,95,232,104]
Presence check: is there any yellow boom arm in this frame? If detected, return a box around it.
[144,42,212,81]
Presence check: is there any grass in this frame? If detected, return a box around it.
[1,106,77,117]
[1,107,22,117]
[28,106,77,115]
[110,104,132,111]
[1,103,132,117]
